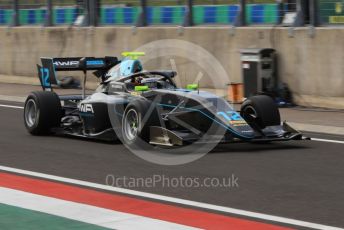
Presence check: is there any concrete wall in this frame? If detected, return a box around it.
[0,27,343,108]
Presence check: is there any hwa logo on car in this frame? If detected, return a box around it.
[53,61,79,66]
[79,104,94,113]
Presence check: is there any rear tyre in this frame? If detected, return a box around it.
[240,95,281,129]
[24,91,62,135]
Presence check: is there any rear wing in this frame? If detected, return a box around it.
[37,56,119,91]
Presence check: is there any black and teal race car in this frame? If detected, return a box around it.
[24,52,305,149]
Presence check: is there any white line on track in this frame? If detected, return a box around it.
[0,104,24,109]
[0,165,343,230]
[311,138,344,144]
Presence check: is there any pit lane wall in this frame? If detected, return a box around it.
[0,27,343,108]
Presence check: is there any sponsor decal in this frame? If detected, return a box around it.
[40,68,50,87]
[217,111,244,122]
[217,111,249,127]
[79,104,94,114]
[229,120,248,126]
[86,60,104,65]
[53,61,79,67]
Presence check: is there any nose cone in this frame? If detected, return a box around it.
[172,90,256,139]
[191,91,255,139]
[215,110,255,139]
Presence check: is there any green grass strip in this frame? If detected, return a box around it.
[0,204,110,230]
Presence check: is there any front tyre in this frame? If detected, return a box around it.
[24,91,62,135]
[240,95,281,129]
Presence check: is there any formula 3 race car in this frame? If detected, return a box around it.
[24,52,306,149]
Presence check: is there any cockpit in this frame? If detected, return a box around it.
[97,71,177,94]
[124,76,176,92]
[98,52,177,94]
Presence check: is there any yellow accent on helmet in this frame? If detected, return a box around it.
[121,52,145,60]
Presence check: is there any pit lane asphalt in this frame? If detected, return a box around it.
[1,101,344,229]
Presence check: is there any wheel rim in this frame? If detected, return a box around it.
[25,99,38,128]
[124,108,139,141]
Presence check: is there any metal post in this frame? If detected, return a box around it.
[277,2,284,25]
[234,0,246,26]
[76,0,83,17]
[45,0,53,26]
[309,0,319,26]
[293,0,305,27]
[183,0,194,26]
[83,0,90,26]
[89,0,99,26]
[136,0,148,27]
[11,0,20,26]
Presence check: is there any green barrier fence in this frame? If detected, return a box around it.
[319,0,344,24]
[0,4,280,26]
